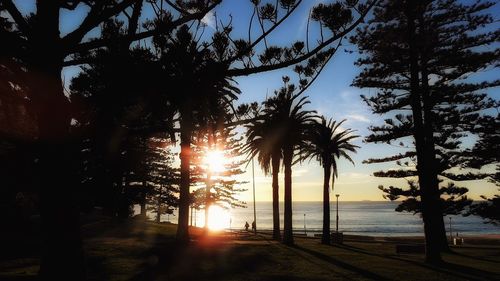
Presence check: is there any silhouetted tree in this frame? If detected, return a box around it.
[469,191,500,225]
[243,102,283,240]
[157,0,376,243]
[2,2,378,273]
[261,85,316,245]
[69,19,172,218]
[144,142,179,223]
[192,121,247,230]
[352,0,499,263]
[306,118,358,244]
[1,1,217,277]
[465,114,500,224]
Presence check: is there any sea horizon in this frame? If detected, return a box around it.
[136,201,499,237]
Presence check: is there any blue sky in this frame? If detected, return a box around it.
[209,0,500,201]
[10,1,499,201]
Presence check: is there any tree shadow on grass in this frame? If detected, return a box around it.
[0,276,38,281]
[291,244,395,281]
[256,274,334,281]
[130,233,271,281]
[440,261,499,281]
[277,245,359,281]
[85,256,110,281]
[449,249,500,264]
[337,243,497,281]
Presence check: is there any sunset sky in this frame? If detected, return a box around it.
[14,0,500,202]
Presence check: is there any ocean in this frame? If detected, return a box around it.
[141,201,499,237]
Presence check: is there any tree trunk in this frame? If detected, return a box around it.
[39,144,85,279]
[282,146,294,245]
[176,103,193,243]
[417,11,450,252]
[31,3,86,278]
[271,154,281,240]
[140,181,147,219]
[188,207,191,226]
[405,1,442,264]
[156,186,162,223]
[204,204,210,230]
[204,171,212,231]
[140,202,147,218]
[322,163,331,245]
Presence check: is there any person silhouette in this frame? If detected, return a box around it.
[251,221,256,232]
[244,221,249,231]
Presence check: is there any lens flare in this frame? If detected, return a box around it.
[205,150,225,173]
[207,205,230,230]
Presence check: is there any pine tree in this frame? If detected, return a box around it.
[145,139,179,223]
[351,0,499,263]
[1,2,213,275]
[69,20,171,218]
[191,103,247,230]
[465,113,500,224]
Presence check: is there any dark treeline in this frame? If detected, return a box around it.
[0,0,375,279]
[0,0,498,279]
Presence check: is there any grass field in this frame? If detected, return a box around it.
[1,219,499,280]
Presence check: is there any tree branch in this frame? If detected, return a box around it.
[164,0,188,15]
[2,0,31,36]
[65,0,222,55]
[227,0,302,64]
[227,0,377,76]
[61,0,138,51]
[127,0,143,36]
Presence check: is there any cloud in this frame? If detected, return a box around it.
[296,0,327,39]
[201,11,216,29]
[293,169,309,177]
[345,113,370,123]
[340,90,352,100]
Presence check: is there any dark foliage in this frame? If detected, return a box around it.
[351,0,499,262]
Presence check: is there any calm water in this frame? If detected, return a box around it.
[141,201,499,237]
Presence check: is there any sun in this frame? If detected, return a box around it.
[204,150,225,173]
[207,205,231,231]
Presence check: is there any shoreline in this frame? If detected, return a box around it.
[228,228,500,239]
[156,221,500,240]
[221,227,500,244]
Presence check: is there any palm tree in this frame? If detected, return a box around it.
[307,117,359,244]
[244,112,283,240]
[264,85,316,245]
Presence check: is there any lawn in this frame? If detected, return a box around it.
[1,219,499,281]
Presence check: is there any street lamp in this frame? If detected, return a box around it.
[252,157,257,234]
[335,194,340,233]
[304,213,306,235]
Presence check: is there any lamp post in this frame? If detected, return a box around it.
[304,213,306,235]
[335,194,340,233]
[252,157,257,234]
